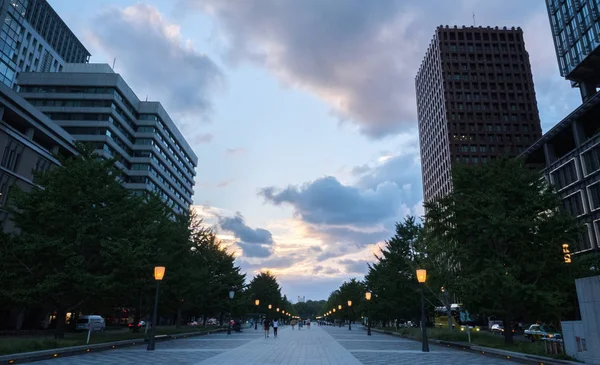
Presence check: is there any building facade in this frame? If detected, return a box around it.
[547,0,600,102]
[17,63,197,214]
[520,0,600,255]
[416,26,542,203]
[0,80,76,233]
[0,0,89,88]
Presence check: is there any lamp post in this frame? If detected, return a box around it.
[338,305,342,327]
[347,300,352,330]
[147,266,165,351]
[416,269,429,352]
[441,286,453,331]
[227,290,235,335]
[365,291,372,336]
[255,299,260,330]
[268,304,272,320]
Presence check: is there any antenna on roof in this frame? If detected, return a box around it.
[145,95,148,102]
[112,57,116,71]
[473,13,476,26]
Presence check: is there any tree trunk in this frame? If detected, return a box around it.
[176,307,182,329]
[54,307,66,339]
[503,316,514,344]
[132,294,142,333]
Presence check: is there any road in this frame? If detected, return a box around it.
[27,324,523,365]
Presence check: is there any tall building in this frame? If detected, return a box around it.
[0,0,90,88]
[0,81,77,232]
[415,25,542,203]
[521,0,600,254]
[17,63,198,214]
[547,0,600,102]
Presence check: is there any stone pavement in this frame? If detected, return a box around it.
[26,324,524,365]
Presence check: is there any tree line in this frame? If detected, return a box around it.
[0,146,290,338]
[327,158,600,344]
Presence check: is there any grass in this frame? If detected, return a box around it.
[0,326,225,356]
[377,327,577,361]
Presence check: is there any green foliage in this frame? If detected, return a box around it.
[246,271,285,319]
[0,147,247,336]
[365,216,422,323]
[423,158,581,342]
[294,300,326,319]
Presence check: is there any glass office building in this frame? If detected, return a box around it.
[547,0,600,101]
[0,0,89,88]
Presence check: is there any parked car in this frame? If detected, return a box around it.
[524,324,561,342]
[128,320,146,330]
[76,315,106,332]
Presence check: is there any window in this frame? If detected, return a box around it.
[588,182,600,211]
[550,160,578,189]
[562,192,584,217]
[581,144,600,176]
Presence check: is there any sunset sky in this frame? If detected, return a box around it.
[49,0,581,300]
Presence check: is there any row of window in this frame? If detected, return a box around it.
[130,163,188,205]
[20,87,194,167]
[446,43,523,54]
[132,150,192,197]
[450,113,538,123]
[440,29,519,42]
[443,52,527,63]
[452,123,534,133]
[449,92,532,102]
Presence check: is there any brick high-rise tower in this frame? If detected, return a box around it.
[415,25,542,203]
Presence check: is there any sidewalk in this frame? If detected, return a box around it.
[197,325,362,365]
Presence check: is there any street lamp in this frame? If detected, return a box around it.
[416,269,429,352]
[338,305,342,327]
[255,299,260,330]
[347,300,353,330]
[268,304,272,320]
[227,290,235,335]
[365,291,372,336]
[147,266,165,351]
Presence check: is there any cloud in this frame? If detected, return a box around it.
[225,148,247,156]
[339,259,369,275]
[218,212,274,258]
[180,0,565,138]
[259,148,422,257]
[88,4,225,122]
[192,133,214,144]
[216,179,235,188]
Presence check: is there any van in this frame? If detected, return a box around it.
[76,315,105,332]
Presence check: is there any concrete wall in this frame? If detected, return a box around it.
[562,275,600,364]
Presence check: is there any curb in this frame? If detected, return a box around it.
[366,328,579,365]
[0,328,227,364]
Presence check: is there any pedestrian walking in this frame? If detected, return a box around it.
[273,319,279,337]
[291,318,296,330]
[263,318,270,338]
[307,319,311,329]
[298,319,303,330]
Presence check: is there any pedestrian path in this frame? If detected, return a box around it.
[197,325,362,365]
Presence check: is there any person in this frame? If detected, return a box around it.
[291,318,296,330]
[298,319,303,330]
[273,318,279,337]
[307,319,311,329]
[263,318,270,338]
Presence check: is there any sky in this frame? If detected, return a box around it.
[48,0,581,302]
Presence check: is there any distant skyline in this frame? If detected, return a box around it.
[48,0,580,301]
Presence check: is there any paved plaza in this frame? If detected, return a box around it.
[27,325,522,365]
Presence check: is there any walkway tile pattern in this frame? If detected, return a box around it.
[324,325,520,365]
[26,325,522,364]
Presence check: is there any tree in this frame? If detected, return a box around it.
[424,158,581,344]
[365,216,422,327]
[247,271,283,319]
[5,147,133,338]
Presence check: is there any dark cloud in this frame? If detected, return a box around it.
[260,177,406,227]
[219,212,274,258]
[259,150,422,252]
[89,4,224,122]
[180,0,552,138]
[339,259,369,275]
